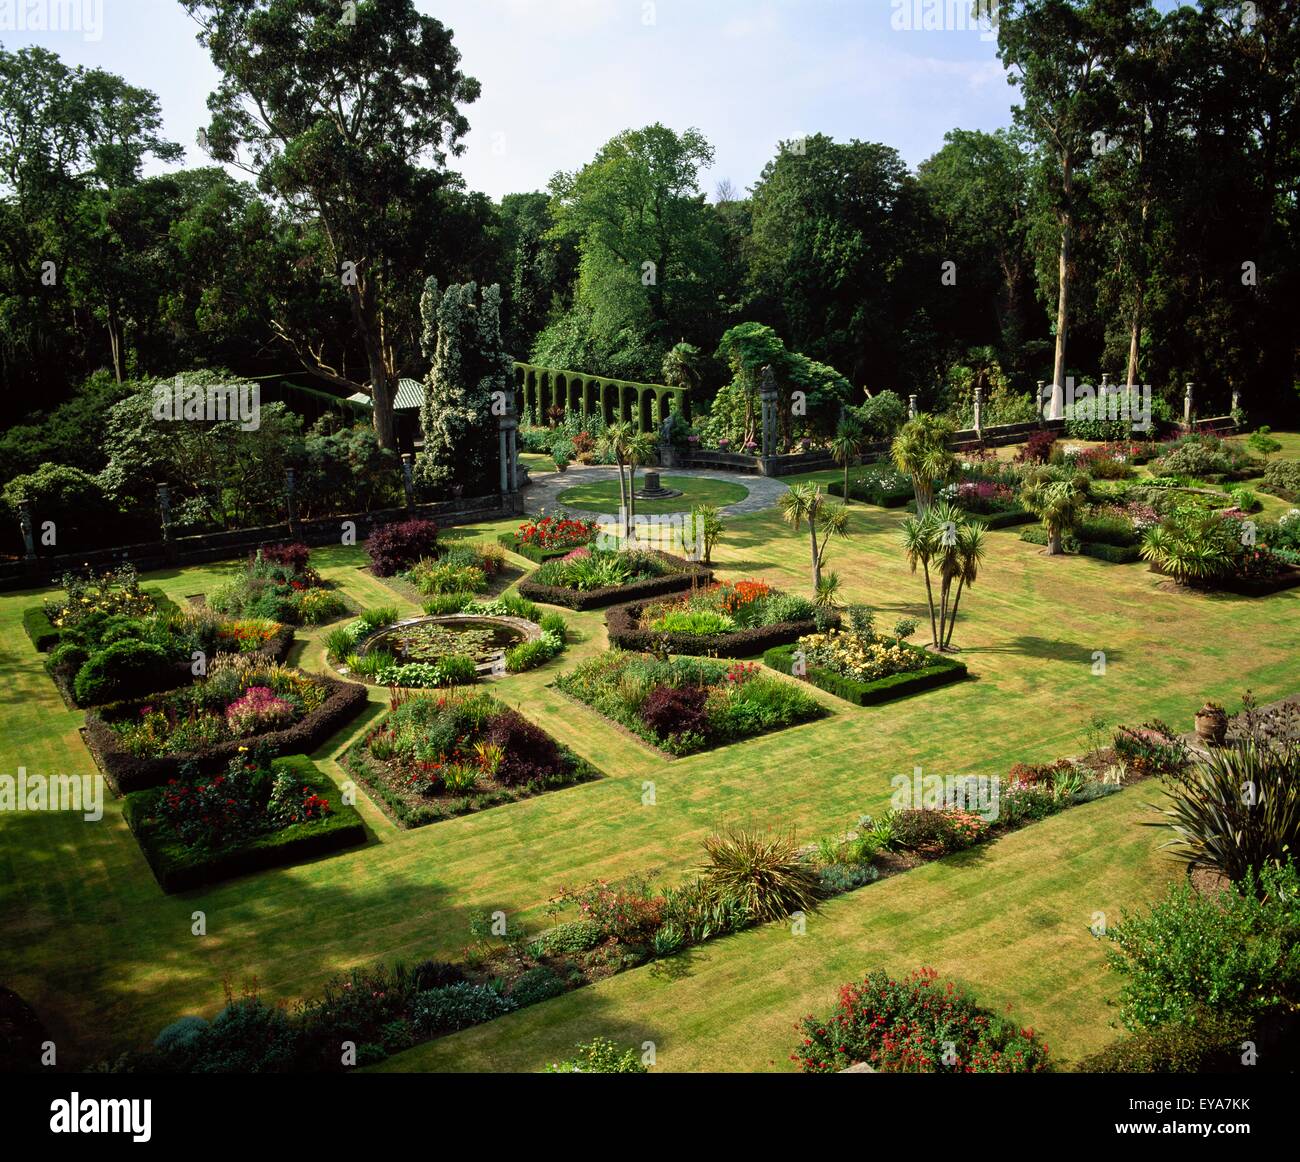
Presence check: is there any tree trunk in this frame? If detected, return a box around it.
[348,276,397,451]
[937,574,951,650]
[843,462,851,505]
[915,480,934,519]
[106,300,124,384]
[944,576,966,650]
[921,563,938,647]
[1050,154,1074,420]
[1048,527,1063,556]
[810,524,821,592]
[1126,199,1149,388]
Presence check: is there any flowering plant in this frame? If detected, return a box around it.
[225,686,297,736]
[517,511,598,550]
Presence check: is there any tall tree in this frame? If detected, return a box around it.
[183,0,481,449]
[1000,0,1112,417]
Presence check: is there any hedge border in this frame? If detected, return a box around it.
[340,698,603,829]
[967,508,1035,530]
[605,600,832,657]
[763,642,968,706]
[827,479,912,507]
[23,587,180,652]
[83,671,369,794]
[496,533,594,565]
[122,754,366,893]
[1019,525,1144,564]
[518,552,714,611]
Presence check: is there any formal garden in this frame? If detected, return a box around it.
[2,0,1300,1090]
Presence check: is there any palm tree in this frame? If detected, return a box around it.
[779,482,851,592]
[891,413,957,517]
[1020,467,1089,555]
[900,511,940,647]
[625,430,659,538]
[934,504,986,651]
[829,420,866,505]
[597,421,635,528]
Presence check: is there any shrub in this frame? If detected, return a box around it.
[260,542,312,573]
[365,520,440,577]
[73,639,174,706]
[699,826,821,924]
[1077,1010,1253,1073]
[538,612,567,638]
[422,592,473,616]
[484,709,567,786]
[1153,741,1300,881]
[544,1038,648,1073]
[551,877,665,944]
[410,961,466,992]
[408,983,516,1036]
[0,987,49,1073]
[509,966,567,1007]
[1102,860,1300,1031]
[529,920,604,957]
[1262,458,1300,498]
[793,967,1051,1073]
[639,682,710,742]
[504,631,565,673]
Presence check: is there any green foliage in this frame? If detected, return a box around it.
[1076,1010,1252,1074]
[698,826,821,924]
[544,1037,648,1073]
[409,983,516,1036]
[1102,860,1300,1031]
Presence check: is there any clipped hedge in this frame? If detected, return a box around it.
[1019,525,1143,564]
[763,642,968,706]
[122,755,366,893]
[518,553,713,612]
[23,586,180,652]
[496,533,588,565]
[605,601,830,657]
[966,508,1035,530]
[84,673,369,794]
[827,478,912,507]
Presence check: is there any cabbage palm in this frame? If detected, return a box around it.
[780,482,851,593]
[625,430,659,538]
[1139,514,1234,585]
[891,413,956,517]
[829,421,865,505]
[597,421,635,528]
[935,505,986,651]
[900,511,940,647]
[1020,467,1088,555]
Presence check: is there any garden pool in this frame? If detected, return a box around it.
[360,615,541,675]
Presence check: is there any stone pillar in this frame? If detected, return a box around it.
[973,385,983,436]
[285,468,298,536]
[498,390,520,509]
[401,454,415,513]
[759,365,779,467]
[1100,372,1110,392]
[908,394,918,420]
[1184,382,1195,426]
[157,484,173,543]
[1231,389,1241,415]
[18,501,36,561]
[1037,381,1047,426]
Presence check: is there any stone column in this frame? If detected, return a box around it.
[759,365,779,469]
[1231,389,1241,415]
[18,501,36,561]
[1184,382,1195,426]
[157,484,173,543]
[908,394,918,421]
[1037,381,1047,426]
[973,384,983,436]
[401,454,416,513]
[285,468,298,536]
[498,391,520,509]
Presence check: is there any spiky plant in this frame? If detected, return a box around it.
[1151,741,1300,884]
[891,413,957,516]
[699,826,822,924]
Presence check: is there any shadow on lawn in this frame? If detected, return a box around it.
[965,636,1126,665]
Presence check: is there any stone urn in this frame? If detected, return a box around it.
[1194,703,1228,745]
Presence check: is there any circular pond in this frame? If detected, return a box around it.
[360,615,541,675]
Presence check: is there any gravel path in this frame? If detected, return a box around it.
[523,465,789,518]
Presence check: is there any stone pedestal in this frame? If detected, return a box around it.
[634,471,682,500]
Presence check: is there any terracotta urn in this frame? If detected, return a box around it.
[1194,703,1228,745]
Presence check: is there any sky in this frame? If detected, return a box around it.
[1,0,1030,200]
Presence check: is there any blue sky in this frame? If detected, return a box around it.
[4,0,1032,199]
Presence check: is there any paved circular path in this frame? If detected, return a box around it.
[523,465,789,518]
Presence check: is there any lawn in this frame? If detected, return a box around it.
[1,452,1298,1070]
[555,473,749,514]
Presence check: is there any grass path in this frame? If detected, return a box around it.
[1,457,1297,1068]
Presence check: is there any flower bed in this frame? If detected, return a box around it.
[605,580,827,656]
[793,967,1051,1073]
[828,464,912,507]
[498,513,599,564]
[209,544,349,626]
[84,656,368,793]
[554,650,827,756]
[25,563,181,652]
[764,607,968,705]
[342,688,601,827]
[519,549,713,611]
[122,751,366,893]
[1141,507,1300,594]
[400,539,508,598]
[1019,524,1143,564]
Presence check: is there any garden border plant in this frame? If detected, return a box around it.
[518,550,713,612]
[605,599,830,657]
[23,587,180,652]
[123,754,367,893]
[763,642,968,706]
[83,672,369,794]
